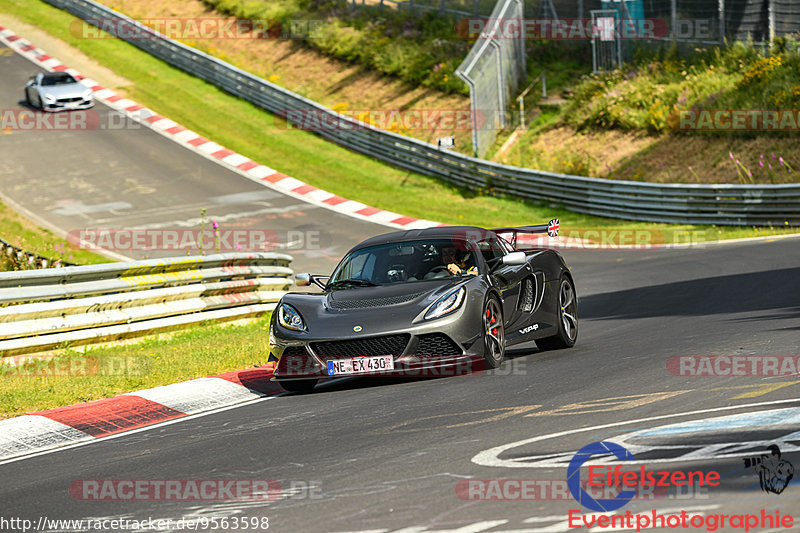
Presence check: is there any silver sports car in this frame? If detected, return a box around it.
[24,72,94,112]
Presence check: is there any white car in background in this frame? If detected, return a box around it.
[24,72,94,112]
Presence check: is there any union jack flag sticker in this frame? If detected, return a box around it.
[547,218,560,238]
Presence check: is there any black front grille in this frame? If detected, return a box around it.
[415,334,462,356]
[311,334,410,357]
[328,292,426,310]
[57,96,83,103]
[282,346,307,356]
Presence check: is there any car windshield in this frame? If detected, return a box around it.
[41,74,77,86]
[328,239,479,287]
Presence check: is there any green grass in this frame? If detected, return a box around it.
[201,0,471,94]
[1,1,798,245]
[0,317,272,418]
[0,199,109,270]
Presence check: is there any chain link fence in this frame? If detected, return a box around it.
[456,0,526,157]
[530,0,800,42]
[350,0,499,16]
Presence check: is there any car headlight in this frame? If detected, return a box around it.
[425,287,466,320]
[268,324,276,346]
[82,89,92,100]
[278,303,306,331]
[43,93,55,102]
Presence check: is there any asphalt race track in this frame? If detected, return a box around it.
[0,42,384,275]
[3,39,800,533]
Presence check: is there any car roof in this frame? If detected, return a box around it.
[350,226,496,252]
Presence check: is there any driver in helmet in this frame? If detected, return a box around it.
[438,246,478,276]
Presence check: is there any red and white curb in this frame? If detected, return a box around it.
[0,365,280,462]
[0,24,441,231]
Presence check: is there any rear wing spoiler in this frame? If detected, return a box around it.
[492,218,559,250]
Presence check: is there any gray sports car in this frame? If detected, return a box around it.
[25,72,94,112]
[269,221,577,392]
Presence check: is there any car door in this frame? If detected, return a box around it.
[478,235,530,329]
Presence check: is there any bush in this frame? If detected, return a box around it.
[562,41,798,135]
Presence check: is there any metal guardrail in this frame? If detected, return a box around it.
[0,253,293,356]
[42,0,800,226]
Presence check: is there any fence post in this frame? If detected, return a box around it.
[474,0,479,16]
[718,0,725,43]
[671,0,677,41]
[541,71,546,99]
[768,0,775,43]
[490,39,506,128]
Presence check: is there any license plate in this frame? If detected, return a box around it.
[326,356,394,375]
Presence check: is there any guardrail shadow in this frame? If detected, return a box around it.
[579,267,800,324]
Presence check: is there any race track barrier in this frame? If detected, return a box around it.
[0,253,293,356]
[41,0,800,226]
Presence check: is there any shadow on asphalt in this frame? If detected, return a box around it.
[579,267,800,321]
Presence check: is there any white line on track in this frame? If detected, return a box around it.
[472,398,800,468]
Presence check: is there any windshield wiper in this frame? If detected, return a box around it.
[328,278,378,288]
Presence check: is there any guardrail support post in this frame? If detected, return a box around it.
[768,0,775,43]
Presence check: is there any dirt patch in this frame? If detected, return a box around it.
[98,0,471,149]
[498,124,798,184]
[0,12,131,90]
[496,125,656,178]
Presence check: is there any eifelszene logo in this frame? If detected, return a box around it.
[568,441,636,512]
[567,441,720,512]
[743,444,794,495]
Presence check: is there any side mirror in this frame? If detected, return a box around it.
[501,251,527,266]
[295,273,329,289]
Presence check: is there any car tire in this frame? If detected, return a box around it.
[482,295,505,368]
[277,379,317,393]
[536,275,578,350]
[24,90,31,106]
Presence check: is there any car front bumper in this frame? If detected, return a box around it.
[42,99,94,112]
